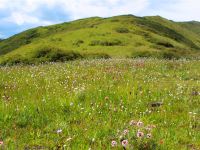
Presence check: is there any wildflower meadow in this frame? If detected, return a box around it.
[0,59,199,149]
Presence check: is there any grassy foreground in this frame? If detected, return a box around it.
[0,59,199,149]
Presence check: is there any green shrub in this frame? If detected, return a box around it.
[132,51,160,58]
[50,38,62,42]
[115,27,129,33]
[34,48,51,58]
[161,51,180,59]
[110,19,119,22]
[34,47,83,62]
[84,53,111,59]
[157,42,174,48]
[132,50,181,59]
[73,40,84,46]
[89,39,123,46]
[0,47,83,66]
[0,55,30,66]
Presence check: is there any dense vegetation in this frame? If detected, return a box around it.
[0,59,199,149]
[0,15,200,65]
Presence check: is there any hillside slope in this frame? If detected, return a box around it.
[178,21,200,36]
[0,15,200,64]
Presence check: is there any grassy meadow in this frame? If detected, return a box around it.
[0,58,199,149]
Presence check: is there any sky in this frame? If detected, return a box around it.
[0,0,200,38]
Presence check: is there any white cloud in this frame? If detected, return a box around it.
[168,0,200,21]
[0,0,6,9]
[0,0,59,25]
[145,0,200,21]
[3,12,53,26]
[59,0,149,19]
[0,0,200,28]
[0,0,150,26]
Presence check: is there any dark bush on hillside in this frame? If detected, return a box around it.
[157,42,174,48]
[84,53,111,59]
[50,38,62,42]
[73,40,84,46]
[0,47,84,66]
[48,51,82,62]
[161,51,180,59]
[132,50,181,59]
[0,55,31,66]
[26,29,39,39]
[132,51,160,58]
[34,48,51,58]
[110,19,119,22]
[89,39,123,46]
[34,47,83,62]
[115,27,129,33]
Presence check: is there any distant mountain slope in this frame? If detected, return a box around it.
[178,21,200,37]
[0,15,200,64]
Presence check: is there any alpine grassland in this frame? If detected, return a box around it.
[0,59,199,149]
[0,15,200,65]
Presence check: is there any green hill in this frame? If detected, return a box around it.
[0,15,200,65]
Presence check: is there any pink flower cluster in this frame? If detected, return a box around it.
[121,139,128,147]
[111,139,128,148]
[111,120,156,148]
[111,140,117,147]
